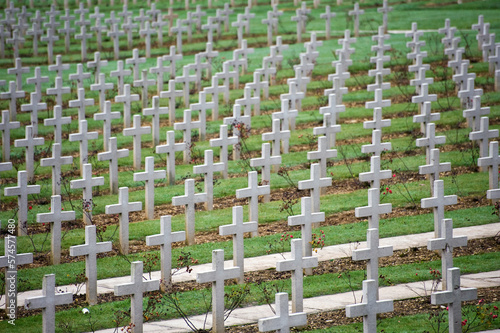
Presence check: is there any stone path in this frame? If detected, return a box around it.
[5,223,498,309]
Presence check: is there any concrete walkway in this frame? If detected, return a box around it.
[92,270,500,333]
[5,222,498,308]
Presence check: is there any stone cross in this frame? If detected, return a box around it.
[236,171,270,236]
[114,261,160,333]
[133,156,166,220]
[258,292,307,332]
[355,188,392,229]
[217,61,238,102]
[281,82,305,111]
[98,137,129,195]
[161,77,183,123]
[273,99,298,132]
[359,156,392,190]
[307,136,337,179]
[143,96,168,146]
[416,123,447,164]
[248,70,269,101]
[289,196,325,259]
[421,180,457,238]
[478,141,500,191]
[134,70,155,109]
[171,19,187,53]
[210,125,239,179]
[172,179,208,245]
[219,206,258,284]
[324,79,348,111]
[193,150,224,211]
[150,57,170,95]
[320,5,336,40]
[232,14,246,47]
[262,11,277,46]
[20,91,46,136]
[378,0,393,33]
[106,10,122,31]
[250,143,281,202]
[69,88,95,122]
[27,67,49,98]
[152,13,168,47]
[69,64,91,91]
[123,115,151,170]
[36,195,75,265]
[489,44,500,74]
[14,125,45,182]
[40,143,73,196]
[75,25,92,62]
[146,215,185,287]
[164,7,179,36]
[6,30,25,59]
[106,187,142,255]
[139,21,156,58]
[0,81,25,121]
[70,163,104,225]
[298,163,332,213]
[24,274,73,333]
[236,85,260,117]
[472,15,486,50]
[419,149,451,193]
[110,60,131,96]
[69,120,98,175]
[431,268,477,333]
[366,88,391,111]
[276,238,317,313]
[0,110,20,161]
[70,225,112,305]
[203,75,224,121]
[90,73,114,112]
[202,16,218,44]
[115,84,140,128]
[458,77,483,109]
[262,118,291,156]
[87,52,108,85]
[94,101,120,151]
[46,77,70,108]
[175,65,197,107]
[126,48,146,81]
[4,170,40,235]
[353,228,393,291]
[90,7,106,52]
[190,91,214,141]
[364,107,391,132]
[174,109,201,164]
[348,2,365,38]
[413,101,440,135]
[156,130,187,185]
[346,279,393,331]
[8,58,29,92]
[469,116,499,158]
[27,21,43,57]
[453,62,475,93]
[464,96,490,132]
[200,42,219,78]
[107,23,125,60]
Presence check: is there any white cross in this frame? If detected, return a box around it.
[416,123,446,163]
[115,84,140,128]
[328,63,350,89]
[160,79,183,126]
[69,88,94,122]
[223,104,251,160]
[191,91,214,141]
[413,101,440,135]
[210,125,239,179]
[98,137,129,195]
[20,91,46,136]
[70,225,112,305]
[314,111,341,148]
[134,156,166,220]
[139,21,156,58]
[361,129,392,156]
[90,73,114,112]
[36,195,75,265]
[40,143,73,196]
[6,30,25,59]
[431,268,477,332]
[26,66,48,97]
[46,77,70,108]
[143,96,168,147]
[346,279,393,330]
[421,180,457,238]
[152,14,168,47]
[348,2,365,37]
[24,274,73,333]
[247,70,269,101]
[146,215,185,286]
[107,23,125,60]
[175,65,197,107]
[281,82,305,112]
[453,62,475,92]
[458,77,482,109]
[114,261,160,332]
[355,188,392,229]
[156,130,187,185]
[217,61,237,103]
[359,155,392,190]
[126,48,146,81]
[106,187,142,255]
[171,19,188,53]
[236,171,270,235]
[250,143,281,202]
[90,9,106,52]
[261,11,277,46]
[172,178,207,245]
[289,196,325,258]
[258,292,307,332]
[0,80,25,121]
[469,116,499,158]
[298,163,332,213]
[14,125,44,182]
[175,109,201,164]
[273,98,298,132]
[94,101,120,151]
[378,0,393,33]
[353,228,393,289]
[320,5,336,40]
[193,149,224,211]
[164,7,179,36]
[87,51,108,85]
[69,119,98,175]
[472,15,486,49]
[364,107,391,132]
[263,118,291,156]
[478,141,500,191]
[419,149,451,193]
[0,109,20,162]
[203,75,223,122]
[70,163,105,225]
[27,21,43,57]
[307,136,337,179]
[123,114,151,170]
[463,94,490,134]
[75,25,92,62]
[236,85,260,117]
[439,19,456,49]
[69,64,91,91]
[110,60,131,96]
[150,57,171,95]
[219,206,258,283]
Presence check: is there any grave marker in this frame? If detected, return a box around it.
[40,143,73,196]
[69,88,94,121]
[469,116,499,158]
[90,73,113,112]
[421,180,457,238]
[98,137,129,194]
[236,171,270,236]
[289,196,325,258]
[69,120,98,174]
[258,292,307,332]
[70,164,104,225]
[307,136,337,178]
[0,110,20,161]
[250,143,281,202]
[46,77,70,108]
[298,163,332,213]
[133,156,166,220]
[355,188,392,229]
[123,114,151,170]
[193,150,224,211]
[14,125,44,182]
[419,149,451,193]
[210,125,239,179]
[156,130,187,185]
[348,2,365,38]
[116,84,140,128]
[262,118,291,156]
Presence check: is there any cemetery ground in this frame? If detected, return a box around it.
[0,0,500,332]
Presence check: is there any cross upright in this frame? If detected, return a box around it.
[419,149,451,193]
[0,109,20,161]
[431,268,477,333]
[87,52,108,85]
[114,261,160,333]
[143,96,168,146]
[416,123,447,164]
[458,77,483,109]
[298,163,332,213]
[453,62,476,92]
[236,171,270,235]
[364,107,391,131]
[98,137,129,194]
[107,23,125,60]
[69,119,99,175]
[24,274,73,333]
[250,143,281,202]
[248,70,269,101]
[314,113,341,149]
[70,163,105,225]
[273,98,298,132]
[346,279,394,331]
[134,70,155,109]
[123,114,151,170]
[14,125,45,182]
[472,15,486,49]
[421,180,457,238]
[289,196,325,259]
[90,73,114,112]
[359,156,392,190]
[27,67,49,98]
[210,124,239,179]
[174,109,201,164]
[150,57,171,95]
[115,84,139,128]
[171,19,187,53]
[378,0,393,33]
[40,143,73,196]
[172,179,208,245]
[328,62,351,89]
[262,118,291,156]
[355,188,392,229]
[140,21,156,58]
[324,78,348,109]
[8,58,29,91]
[478,141,500,191]
[261,11,277,46]
[46,76,70,108]
[90,8,106,52]
[320,5,336,40]
[126,48,146,81]
[191,91,214,141]
[134,156,166,220]
[75,25,92,62]
[469,116,499,159]
[70,225,112,305]
[258,292,307,332]
[361,129,392,156]
[110,60,131,95]
[348,2,365,38]
[4,170,40,236]
[413,101,440,135]
[219,206,258,283]
[37,195,75,265]
[69,88,95,122]
[152,12,168,47]
[106,187,142,255]
[69,64,92,91]
[193,149,224,211]
[6,30,25,59]
[20,91,46,136]
[164,7,178,36]
[175,65,197,107]
[307,136,338,179]
[276,238,318,313]
[281,81,305,111]
[160,79,183,126]
[94,101,121,152]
